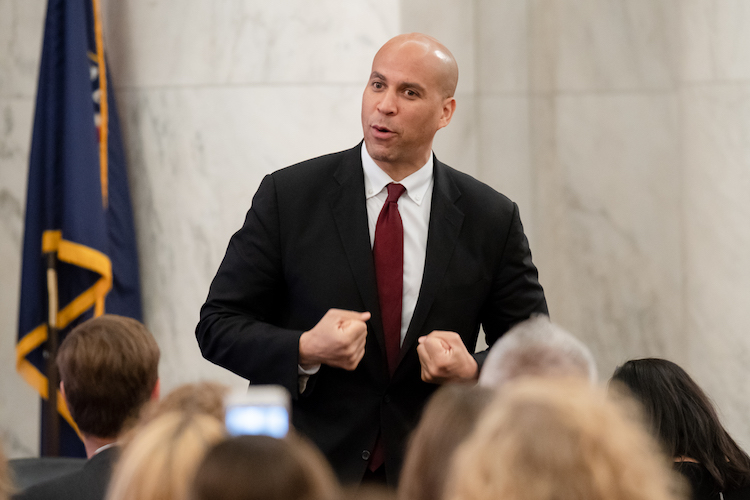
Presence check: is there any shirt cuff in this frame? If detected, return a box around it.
[298,364,321,376]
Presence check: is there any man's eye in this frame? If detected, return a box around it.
[405,90,418,97]
[372,82,384,89]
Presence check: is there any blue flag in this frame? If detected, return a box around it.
[17,0,142,457]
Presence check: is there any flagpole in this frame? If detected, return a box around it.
[43,250,60,457]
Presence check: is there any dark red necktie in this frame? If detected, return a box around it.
[369,183,405,473]
[373,182,406,375]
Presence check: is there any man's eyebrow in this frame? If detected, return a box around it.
[370,71,386,81]
[399,81,426,93]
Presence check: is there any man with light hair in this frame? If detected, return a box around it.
[478,315,597,389]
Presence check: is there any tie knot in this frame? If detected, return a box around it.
[385,183,406,203]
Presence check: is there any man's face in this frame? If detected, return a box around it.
[361,40,454,175]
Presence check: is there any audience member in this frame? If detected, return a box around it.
[611,358,750,500]
[15,314,160,500]
[125,381,229,445]
[447,378,682,500]
[398,384,492,500]
[106,412,224,500]
[478,315,597,390]
[191,433,339,500]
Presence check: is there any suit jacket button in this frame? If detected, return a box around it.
[361,450,371,461]
[383,395,391,404]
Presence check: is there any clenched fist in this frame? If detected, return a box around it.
[299,309,370,370]
[417,330,478,384]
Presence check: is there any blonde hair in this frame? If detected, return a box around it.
[447,379,683,500]
[399,384,492,500]
[107,412,224,500]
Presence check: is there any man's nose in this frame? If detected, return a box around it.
[377,90,397,115]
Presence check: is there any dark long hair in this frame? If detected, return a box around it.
[611,358,750,490]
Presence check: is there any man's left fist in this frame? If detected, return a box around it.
[416,330,478,384]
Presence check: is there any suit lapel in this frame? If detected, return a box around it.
[328,145,387,359]
[397,159,464,369]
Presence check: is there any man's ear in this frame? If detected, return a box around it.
[437,97,456,130]
[151,378,161,401]
[60,380,70,407]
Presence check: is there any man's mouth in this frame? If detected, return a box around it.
[371,125,395,138]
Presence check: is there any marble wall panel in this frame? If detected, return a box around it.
[0,0,45,98]
[529,0,679,93]
[476,0,528,94]
[117,84,366,392]
[399,0,476,93]
[682,85,750,449]
[102,0,399,88]
[533,93,684,378]
[477,96,535,243]
[0,98,40,458]
[681,1,750,83]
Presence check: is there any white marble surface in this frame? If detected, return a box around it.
[530,0,679,92]
[476,0,528,94]
[681,0,750,83]
[0,0,46,459]
[0,0,45,98]
[477,96,535,242]
[534,93,685,377]
[102,0,399,87]
[683,85,750,450]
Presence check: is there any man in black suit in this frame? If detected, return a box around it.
[15,315,160,500]
[196,33,547,485]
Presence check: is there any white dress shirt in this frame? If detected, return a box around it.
[298,145,434,382]
[361,144,433,345]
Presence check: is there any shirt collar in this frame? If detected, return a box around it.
[361,143,433,206]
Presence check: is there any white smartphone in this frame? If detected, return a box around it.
[224,385,291,439]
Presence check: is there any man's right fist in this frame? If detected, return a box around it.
[299,309,370,370]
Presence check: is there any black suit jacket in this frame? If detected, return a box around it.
[196,144,547,484]
[13,447,118,500]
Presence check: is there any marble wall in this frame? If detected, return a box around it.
[2,0,750,457]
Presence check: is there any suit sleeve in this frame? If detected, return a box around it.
[195,174,302,396]
[475,202,548,367]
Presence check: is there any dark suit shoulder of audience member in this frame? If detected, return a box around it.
[13,447,118,500]
[611,358,750,500]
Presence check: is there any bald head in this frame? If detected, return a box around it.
[361,33,458,178]
[374,33,458,98]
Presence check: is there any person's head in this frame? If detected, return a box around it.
[478,315,597,390]
[141,381,229,425]
[106,412,225,500]
[447,378,681,500]
[611,358,750,489]
[57,314,160,439]
[191,433,339,500]
[361,33,458,178]
[399,384,493,500]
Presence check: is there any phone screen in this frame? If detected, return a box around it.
[224,386,291,438]
[225,405,289,438]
